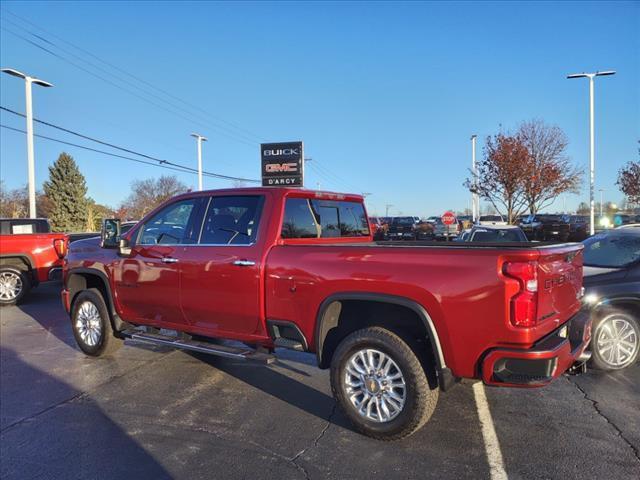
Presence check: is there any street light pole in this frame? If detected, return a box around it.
[567,70,615,235]
[471,134,478,223]
[190,133,207,191]
[2,68,53,218]
[385,204,394,217]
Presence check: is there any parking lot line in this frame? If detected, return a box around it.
[473,382,508,480]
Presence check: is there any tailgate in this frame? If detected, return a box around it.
[536,244,583,323]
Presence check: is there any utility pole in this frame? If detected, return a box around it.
[190,133,207,191]
[2,68,53,218]
[385,204,394,217]
[567,70,616,235]
[471,134,478,223]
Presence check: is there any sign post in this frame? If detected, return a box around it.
[441,211,457,242]
[261,141,304,187]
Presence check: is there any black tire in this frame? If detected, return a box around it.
[71,288,123,356]
[589,309,639,371]
[0,266,31,306]
[330,327,438,441]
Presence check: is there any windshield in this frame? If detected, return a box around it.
[536,215,563,222]
[392,217,415,225]
[471,229,526,242]
[582,233,640,268]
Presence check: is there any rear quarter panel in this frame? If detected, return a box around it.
[265,244,562,378]
[0,233,67,282]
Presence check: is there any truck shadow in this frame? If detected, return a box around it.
[191,351,355,432]
[0,346,172,480]
[15,282,79,350]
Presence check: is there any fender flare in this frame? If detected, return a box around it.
[314,292,447,371]
[0,253,37,284]
[66,267,127,331]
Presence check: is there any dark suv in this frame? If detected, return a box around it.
[520,214,570,241]
[582,229,640,370]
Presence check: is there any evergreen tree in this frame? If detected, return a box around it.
[43,152,88,232]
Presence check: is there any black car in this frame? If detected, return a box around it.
[519,214,570,241]
[582,229,640,370]
[386,217,417,240]
[563,214,589,242]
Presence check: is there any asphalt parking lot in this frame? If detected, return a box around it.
[1,283,638,480]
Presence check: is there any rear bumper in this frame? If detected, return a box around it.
[481,309,592,387]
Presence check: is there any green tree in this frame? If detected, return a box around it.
[43,152,88,232]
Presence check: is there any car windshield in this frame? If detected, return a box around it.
[392,217,415,225]
[471,229,526,242]
[582,233,640,268]
[536,215,562,222]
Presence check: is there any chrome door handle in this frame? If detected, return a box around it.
[233,260,255,267]
[161,257,179,264]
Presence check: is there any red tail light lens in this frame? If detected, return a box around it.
[503,261,538,327]
[53,238,67,258]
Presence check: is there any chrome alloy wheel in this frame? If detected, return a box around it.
[344,349,406,423]
[75,301,103,347]
[596,316,638,368]
[0,271,22,301]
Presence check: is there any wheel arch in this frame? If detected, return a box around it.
[0,254,36,283]
[66,267,127,332]
[314,292,451,387]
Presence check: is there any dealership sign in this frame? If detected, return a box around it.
[261,141,304,187]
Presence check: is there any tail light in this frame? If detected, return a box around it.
[503,261,538,327]
[53,238,67,259]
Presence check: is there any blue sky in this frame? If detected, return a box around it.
[0,1,638,217]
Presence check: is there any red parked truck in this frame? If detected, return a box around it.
[0,218,67,305]
[62,188,590,440]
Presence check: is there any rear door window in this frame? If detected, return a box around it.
[281,198,369,239]
[199,195,264,245]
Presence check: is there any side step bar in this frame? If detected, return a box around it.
[121,329,275,364]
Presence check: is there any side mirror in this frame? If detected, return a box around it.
[101,218,121,248]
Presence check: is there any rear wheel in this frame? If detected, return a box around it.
[590,310,639,370]
[71,288,122,356]
[330,327,438,440]
[0,267,30,306]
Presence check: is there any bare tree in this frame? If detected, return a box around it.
[0,182,52,219]
[517,120,582,215]
[464,133,529,223]
[616,155,640,206]
[120,175,189,220]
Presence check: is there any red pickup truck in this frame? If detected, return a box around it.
[62,188,590,440]
[0,218,67,305]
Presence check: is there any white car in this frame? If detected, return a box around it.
[478,215,507,226]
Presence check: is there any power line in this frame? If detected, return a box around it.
[0,107,260,183]
[0,22,260,148]
[1,7,266,143]
[1,123,204,176]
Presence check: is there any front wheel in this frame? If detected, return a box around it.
[330,327,438,440]
[71,288,123,356]
[590,310,639,370]
[0,267,30,306]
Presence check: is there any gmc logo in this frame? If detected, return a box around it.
[263,148,299,156]
[265,162,298,173]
